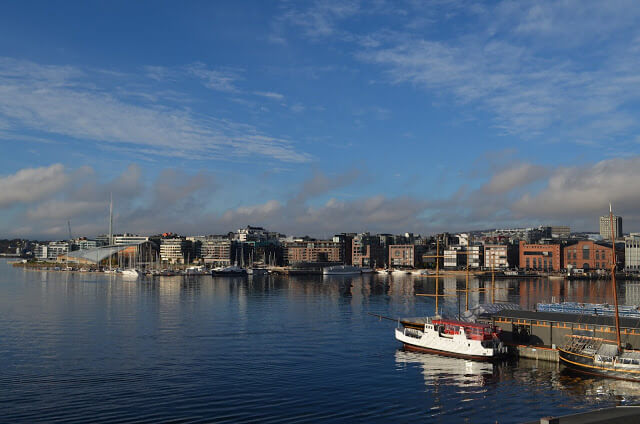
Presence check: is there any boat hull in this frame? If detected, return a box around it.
[401,342,498,361]
[558,349,640,382]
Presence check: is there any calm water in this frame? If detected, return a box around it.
[2,259,640,423]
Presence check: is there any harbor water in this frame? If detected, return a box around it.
[2,258,640,423]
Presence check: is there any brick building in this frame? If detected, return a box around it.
[519,241,561,271]
[563,240,614,271]
[389,245,415,268]
[352,234,386,268]
[284,240,342,264]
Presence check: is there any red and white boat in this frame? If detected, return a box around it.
[395,316,507,361]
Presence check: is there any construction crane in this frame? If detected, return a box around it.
[68,220,73,242]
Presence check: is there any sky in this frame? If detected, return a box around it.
[2,0,640,239]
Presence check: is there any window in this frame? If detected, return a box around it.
[582,245,591,260]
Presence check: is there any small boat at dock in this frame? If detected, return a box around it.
[395,316,507,361]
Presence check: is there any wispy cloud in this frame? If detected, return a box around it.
[185,62,241,93]
[280,1,640,147]
[253,91,285,100]
[0,57,310,163]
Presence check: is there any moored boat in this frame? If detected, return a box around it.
[247,267,268,275]
[121,269,140,278]
[212,265,247,276]
[558,335,640,381]
[557,204,640,381]
[395,316,507,361]
[322,265,361,275]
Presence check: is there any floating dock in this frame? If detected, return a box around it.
[523,406,640,424]
[488,309,640,362]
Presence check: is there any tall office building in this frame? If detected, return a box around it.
[600,215,623,240]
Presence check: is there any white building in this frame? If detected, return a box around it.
[600,215,623,240]
[444,247,462,268]
[34,242,69,261]
[114,234,149,246]
[625,233,640,272]
[77,239,99,250]
[160,238,188,264]
[484,245,509,269]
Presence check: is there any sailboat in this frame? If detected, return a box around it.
[394,236,507,361]
[558,204,640,381]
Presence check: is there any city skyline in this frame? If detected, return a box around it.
[2,1,640,238]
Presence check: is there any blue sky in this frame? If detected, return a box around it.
[2,0,640,239]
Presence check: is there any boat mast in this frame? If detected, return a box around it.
[435,237,439,315]
[465,235,471,311]
[609,203,621,348]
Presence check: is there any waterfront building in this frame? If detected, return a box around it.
[352,233,386,268]
[518,241,561,271]
[484,244,510,269]
[600,214,623,240]
[443,246,466,268]
[389,245,417,268]
[333,233,355,265]
[626,234,640,273]
[200,237,233,267]
[563,240,615,271]
[34,241,70,261]
[284,240,342,264]
[160,237,191,264]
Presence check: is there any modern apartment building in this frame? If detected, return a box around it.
[160,237,190,264]
[443,245,482,268]
[284,240,342,264]
[484,244,510,269]
[200,237,233,266]
[600,215,623,240]
[34,241,69,261]
[625,234,640,272]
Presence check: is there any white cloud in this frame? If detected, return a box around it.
[483,164,548,195]
[0,164,69,208]
[0,58,310,163]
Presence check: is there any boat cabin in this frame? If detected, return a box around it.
[431,319,498,341]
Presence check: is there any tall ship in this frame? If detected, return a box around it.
[558,205,640,381]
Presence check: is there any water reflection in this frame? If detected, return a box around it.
[6,260,640,423]
[395,350,495,388]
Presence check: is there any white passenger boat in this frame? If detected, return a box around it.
[322,265,362,275]
[121,269,140,278]
[395,316,507,361]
